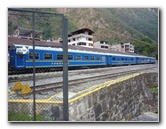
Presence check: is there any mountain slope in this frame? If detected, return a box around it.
[8,8,158,58]
[58,8,158,43]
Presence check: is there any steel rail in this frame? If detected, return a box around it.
[18,66,156,95]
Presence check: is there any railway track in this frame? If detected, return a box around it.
[8,64,156,83]
[13,65,157,95]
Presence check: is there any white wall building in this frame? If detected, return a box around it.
[110,42,135,53]
[68,28,94,48]
[93,41,110,49]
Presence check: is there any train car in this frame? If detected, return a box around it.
[9,44,108,70]
[150,57,156,64]
[136,56,154,64]
[106,54,137,66]
[9,44,156,72]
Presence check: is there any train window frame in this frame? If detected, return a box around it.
[112,57,116,60]
[57,54,63,60]
[91,56,94,60]
[68,55,73,60]
[29,52,39,60]
[44,53,53,60]
[96,56,100,60]
[84,55,89,60]
[76,55,82,60]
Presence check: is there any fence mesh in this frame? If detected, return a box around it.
[8,9,66,121]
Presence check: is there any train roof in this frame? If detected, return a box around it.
[9,37,154,58]
[12,44,151,58]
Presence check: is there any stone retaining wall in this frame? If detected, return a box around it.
[69,72,158,121]
[8,72,158,121]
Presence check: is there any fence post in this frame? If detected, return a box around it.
[32,12,36,121]
[62,16,69,121]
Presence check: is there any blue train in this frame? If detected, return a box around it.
[9,44,156,71]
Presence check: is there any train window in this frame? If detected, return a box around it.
[122,58,124,60]
[18,54,23,59]
[44,54,52,60]
[131,58,133,61]
[112,57,115,60]
[29,52,39,59]
[84,56,89,60]
[91,56,94,60]
[96,56,100,60]
[68,55,73,60]
[57,54,63,60]
[76,55,81,60]
[29,53,32,59]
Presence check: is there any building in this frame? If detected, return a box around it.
[68,28,94,48]
[12,27,42,41]
[110,43,134,53]
[123,42,134,53]
[93,41,110,50]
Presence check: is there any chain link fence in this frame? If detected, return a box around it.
[8,8,68,121]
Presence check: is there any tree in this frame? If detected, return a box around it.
[141,37,153,44]
[42,27,52,40]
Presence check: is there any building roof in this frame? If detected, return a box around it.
[8,37,61,48]
[8,37,143,56]
[13,27,42,37]
[69,28,94,35]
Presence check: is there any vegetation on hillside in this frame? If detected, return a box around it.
[8,8,158,59]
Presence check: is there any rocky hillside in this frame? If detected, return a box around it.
[8,8,158,58]
[57,8,158,42]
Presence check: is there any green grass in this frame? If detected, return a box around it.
[8,112,44,121]
[148,87,158,93]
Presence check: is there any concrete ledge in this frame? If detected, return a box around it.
[8,72,144,104]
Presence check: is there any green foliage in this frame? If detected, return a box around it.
[8,8,78,40]
[8,21,17,35]
[133,38,158,58]
[148,87,158,93]
[42,27,52,40]
[8,8,158,57]
[8,112,44,121]
[142,37,153,44]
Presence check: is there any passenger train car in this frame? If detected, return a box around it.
[9,44,156,71]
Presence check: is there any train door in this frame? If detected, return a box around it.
[16,54,25,68]
[107,56,112,66]
[15,46,28,68]
[102,56,106,64]
[136,57,139,64]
